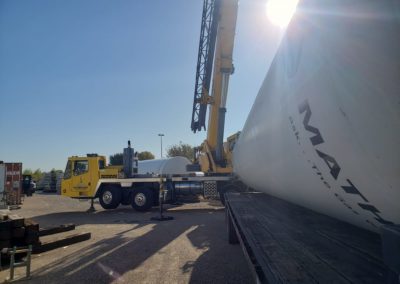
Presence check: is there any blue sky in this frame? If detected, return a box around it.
[0,0,283,171]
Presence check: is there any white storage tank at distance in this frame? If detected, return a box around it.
[138,157,192,175]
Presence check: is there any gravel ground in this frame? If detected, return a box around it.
[0,193,253,283]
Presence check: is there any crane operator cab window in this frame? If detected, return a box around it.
[98,159,105,170]
[64,161,72,179]
[73,160,89,176]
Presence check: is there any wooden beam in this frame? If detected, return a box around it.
[33,232,91,254]
[39,224,75,237]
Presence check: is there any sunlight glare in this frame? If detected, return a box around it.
[266,0,299,28]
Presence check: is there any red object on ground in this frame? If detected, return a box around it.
[4,163,22,205]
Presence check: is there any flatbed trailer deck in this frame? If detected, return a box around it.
[225,192,390,283]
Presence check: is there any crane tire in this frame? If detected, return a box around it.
[98,186,122,209]
[131,188,154,212]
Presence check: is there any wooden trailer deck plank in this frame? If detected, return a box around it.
[225,192,386,283]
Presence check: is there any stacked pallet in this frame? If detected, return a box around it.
[0,212,90,255]
[0,214,39,250]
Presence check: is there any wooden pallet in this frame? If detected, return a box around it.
[0,214,90,255]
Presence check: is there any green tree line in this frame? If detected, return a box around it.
[22,168,62,182]
[109,143,195,166]
[109,151,156,166]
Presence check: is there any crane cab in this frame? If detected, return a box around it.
[61,155,121,198]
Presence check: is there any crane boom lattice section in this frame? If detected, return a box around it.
[191,0,220,133]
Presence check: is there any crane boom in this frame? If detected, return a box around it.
[191,0,220,133]
[191,0,239,173]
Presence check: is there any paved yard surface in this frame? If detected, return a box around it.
[0,193,252,283]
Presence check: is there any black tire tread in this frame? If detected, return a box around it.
[99,186,122,209]
[131,187,154,212]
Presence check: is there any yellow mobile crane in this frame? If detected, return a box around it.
[61,1,239,211]
[191,0,239,174]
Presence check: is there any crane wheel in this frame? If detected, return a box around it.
[98,186,122,209]
[131,188,154,212]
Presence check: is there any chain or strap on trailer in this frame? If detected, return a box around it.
[225,192,391,283]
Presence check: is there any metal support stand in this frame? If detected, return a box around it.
[151,182,173,221]
[86,198,96,213]
[4,245,32,282]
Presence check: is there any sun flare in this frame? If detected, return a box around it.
[266,0,299,28]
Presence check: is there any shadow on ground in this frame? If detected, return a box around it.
[30,205,224,227]
[26,207,252,283]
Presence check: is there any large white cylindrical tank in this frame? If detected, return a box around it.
[138,157,191,175]
[233,0,400,231]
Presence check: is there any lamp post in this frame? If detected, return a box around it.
[158,134,164,158]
